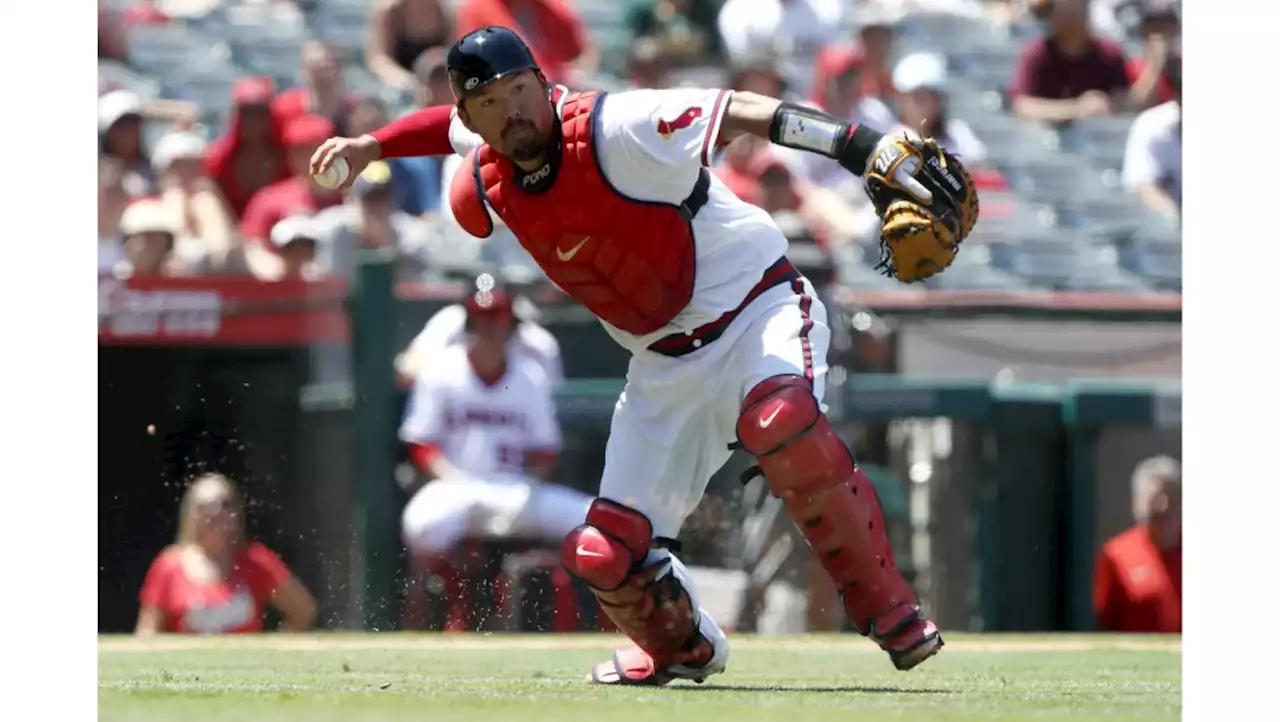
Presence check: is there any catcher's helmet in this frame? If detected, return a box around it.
[463,273,516,331]
[447,26,540,104]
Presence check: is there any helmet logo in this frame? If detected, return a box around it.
[464,77,480,90]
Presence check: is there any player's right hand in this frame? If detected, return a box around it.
[310,134,381,190]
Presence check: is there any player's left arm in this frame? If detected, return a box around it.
[610,88,934,205]
[717,91,934,203]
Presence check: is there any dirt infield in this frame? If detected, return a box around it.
[98,633,1180,655]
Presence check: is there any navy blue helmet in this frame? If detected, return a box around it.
[447,27,540,104]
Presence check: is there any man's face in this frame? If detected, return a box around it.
[106,115,143,159]
[459,70,554,164]
[237,102,273,140]
[469,315,512,357]
[1050,0,1089,33]
[124,232,174,275]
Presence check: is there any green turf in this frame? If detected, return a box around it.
[98,633,1180,722]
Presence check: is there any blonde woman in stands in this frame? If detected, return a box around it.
[135,474,317,635]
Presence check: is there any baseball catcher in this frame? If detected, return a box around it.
[313,26,981,687]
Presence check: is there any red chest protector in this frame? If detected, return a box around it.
[449,91,708,336]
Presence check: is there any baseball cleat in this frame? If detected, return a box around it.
[867,604,944,671]
[587,638,726,686]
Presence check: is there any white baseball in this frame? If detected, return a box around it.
[314,157,350,189]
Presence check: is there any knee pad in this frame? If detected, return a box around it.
[561,498,654,592]
[735,374,844,493]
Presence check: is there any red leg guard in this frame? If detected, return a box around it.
[561,499,714,683]
[735,375,942,669]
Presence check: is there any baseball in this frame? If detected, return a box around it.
[314,157,350,189]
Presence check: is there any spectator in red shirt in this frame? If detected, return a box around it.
[1124,0,1181,108]
[239,115,345,279]
[204,77,290,218]
[1092,456,1182,634]
[454,1,597,85]
[135,473,317,635]
[275,40,359,134]
[1010,0,1145,124]
[366,0,455,92]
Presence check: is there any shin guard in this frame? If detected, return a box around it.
[734,375,941,668]
[561,499,724,684]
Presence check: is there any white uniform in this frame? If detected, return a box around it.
[398,344,591,555]
[406,303,565,385]
[443,85,832,540]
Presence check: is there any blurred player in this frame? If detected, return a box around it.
[399,275,590,558]
[314,26,975,685]
[396,286,563,386]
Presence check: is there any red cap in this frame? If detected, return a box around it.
[284,115,336,147]
[232,76,275,105]
[816,45,865,79]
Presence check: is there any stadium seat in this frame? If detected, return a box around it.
[1119,240,1183,291]
[989,237,1145,291]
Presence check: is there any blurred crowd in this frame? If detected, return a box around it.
[98,0,1182,286]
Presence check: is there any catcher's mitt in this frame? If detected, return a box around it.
[864,135,980,283]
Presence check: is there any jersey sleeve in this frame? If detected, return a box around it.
[599,87,734,182]
[137,550,174,607]
[522,364,562,453]
[399,366,446,444]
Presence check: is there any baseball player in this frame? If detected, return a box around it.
[313,26,978,686]
[399,277,591,557]
[397,291,563,386]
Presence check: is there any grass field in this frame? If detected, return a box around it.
[99,633,1180,722]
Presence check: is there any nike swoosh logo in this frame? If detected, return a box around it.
[556,237,589,262]
[759,403,784,428]
[576,544,605,558]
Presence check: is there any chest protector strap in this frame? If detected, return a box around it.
[449,148,493,239]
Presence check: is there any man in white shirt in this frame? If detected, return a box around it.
[398,277,589,558]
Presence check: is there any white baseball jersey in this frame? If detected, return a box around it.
[407,303,564,384]
[444,86,790,356]
[398,345,561,480]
